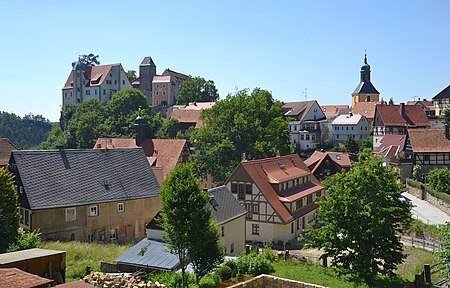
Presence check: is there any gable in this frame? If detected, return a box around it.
[302,101,326,121]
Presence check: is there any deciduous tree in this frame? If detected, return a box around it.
[176,76,219,105]
[160,164,223,287]
[0,168,20,253]
[79,53,100,66]
[190,88,291,184]
[303,157,411,286]
[436,222,450,281]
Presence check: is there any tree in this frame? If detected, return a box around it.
[176,76,219,105]
[79,53,100,66]
[426,167,450,194]
[0,168,20,253]
[357,147,372,162]
[389,97,394,105]
[190,88,291,184]
[436,222,450,281]
[160,163,223,287]
[412,165,422,181]
[36,125,66,149]
[303,157,411,286]
[443,109,450,126]
[344,136,359,154]
[125,70,137,83]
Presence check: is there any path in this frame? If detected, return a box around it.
[402,192,450,225]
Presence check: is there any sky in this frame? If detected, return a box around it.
[1,0,449,122]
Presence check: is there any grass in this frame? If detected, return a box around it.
[271,247,438,288]
[42,241,133,282]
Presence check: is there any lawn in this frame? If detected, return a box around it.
[42,241,133,282]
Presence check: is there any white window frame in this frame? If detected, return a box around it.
[117,203,124,213]
[110,228,117,240]
[65,207,76,221]
[89,205,98,217]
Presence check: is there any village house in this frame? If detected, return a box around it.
[331,113,371,145]
[351,101,380,124]
[432,85,450,117]
[373,103,430,149]
[304,151,352,179]
[168,101,216,131]
[283,100,327,150]
[152,69,189,107]
[319,105,350,146]
[62,58,131,108]
[7,148,160,242]
[226,154,325,243]
[405,126,450,175]
[0,138,17,168]
[114,185,247,272]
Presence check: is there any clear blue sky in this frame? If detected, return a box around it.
[1,0,449,122]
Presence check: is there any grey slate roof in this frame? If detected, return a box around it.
[140,56,155,66]
[353,81,380,94]
[433,85,450,100]
[208,186,247,225]
[11,148,159,210]
[114,238,179,271]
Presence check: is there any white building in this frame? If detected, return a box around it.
[62,59,132,108]
[331,113,370,145]
[152,69,189,107]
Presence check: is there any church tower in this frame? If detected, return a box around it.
[351,54,380,108]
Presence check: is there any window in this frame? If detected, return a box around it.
[117,203,124,213]
[424,155,430,161]
[89,205,98,217]
[114,80,117,84]
[296,219,299,230]
[294,126,297,131]
[238,184,245,200]
[231,183,238,194]
[221,226,225,237]
[296,199,302,210]
[19,208,24,224]
[95,89,97,95]
[336,135,339,139]
[300,134,304,140]
[86,90,90,95]
[110,228,117,240]
[306,135,310,140]
[346,126,349,130]
[311,135,316,141]
[351,127,354,130]
[245,203,252,219]
[88,233,95,242]
[24,210,29,226]
[307,194,313,204]
[122,80,125,85]
[65,208,76,221]
[246,183,252,194]
[252,204,259,214]
[291,222,294,233]
[252,224,259,235]
[103,89,106,95]
[230,243,234,254]
[156,84,159,88]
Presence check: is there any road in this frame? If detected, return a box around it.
[402,192,450,225]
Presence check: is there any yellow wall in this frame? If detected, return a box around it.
[32,197,160,242]
[352,93,380,108]
[220,215,246,256]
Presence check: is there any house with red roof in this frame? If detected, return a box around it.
[405,126,450,174]
[225,154,325,242]
[168,101,216,131]
[0,138,18,168]
[373,103,430,149]
[351,101,380,124]
[62,58,132,108]
[304,151,352,179]
[373,134,408,176]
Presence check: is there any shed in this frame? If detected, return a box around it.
[0,248,66,284]
[0,267,54,288]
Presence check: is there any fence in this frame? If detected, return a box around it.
[400,235,441,252]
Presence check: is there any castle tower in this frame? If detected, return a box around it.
[72,58,85,106]
[351,54,380,108]
[139,57,157,104]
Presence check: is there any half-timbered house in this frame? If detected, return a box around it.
[226,154,325,243]
[304,151,352,179]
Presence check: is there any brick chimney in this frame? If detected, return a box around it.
[400,103,405,116]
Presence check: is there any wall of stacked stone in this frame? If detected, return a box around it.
[406,184,450,215]
[229,274,327,288]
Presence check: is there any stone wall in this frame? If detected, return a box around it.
[406,184,450,215]
[229,274,327,288]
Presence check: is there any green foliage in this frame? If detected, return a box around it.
[406,178,425,189]
[235,253,275,276]
[147,271,188,288]
[156,118,181,139]
[0,111,52,149]
[190,88,290,184]
[359,135,373,151]
[176,76,219,105]
[7,228,42,252]
[344,136,358,154]
[426,167,450,194]
[36,126,66,149]
[412,165,422,181]
[357,147,372,162]
[389,97,394,105]
[436,222,450,281]
[125,70,137,83]
[215,265,232,281]
[303,157,411,286]
[0,168,19,253]
[443,109,450,125]
[223,259,238,278]
[160,163,223,287]
[198,274,218,288]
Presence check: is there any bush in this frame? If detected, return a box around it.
[223,259,238,278]
[236,253,275,275]
[198,274,219,288]
[406,178,425,189]
[7,228,42,252]
[215,265,232,281]
[147,271,184,288]
[427,167,450,194]
[412,165,422,181]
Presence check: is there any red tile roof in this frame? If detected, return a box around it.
[0,138,18,167]
[171,109,204,128]
[304,151,352,173]
[0,268,54,288]
[374,134,407,158]
[240,154,324,223]
[321,105,350,118]
[351,102,380,120]
[375,104,430,127]
[94,138,188,182]
[408,128,450,153]
[63,64,120,89]
[56,280,95,287]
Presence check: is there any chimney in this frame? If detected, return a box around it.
[446,124,450,140]
[400,103,405,116]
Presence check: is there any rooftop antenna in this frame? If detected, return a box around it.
[303,88,308,101]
